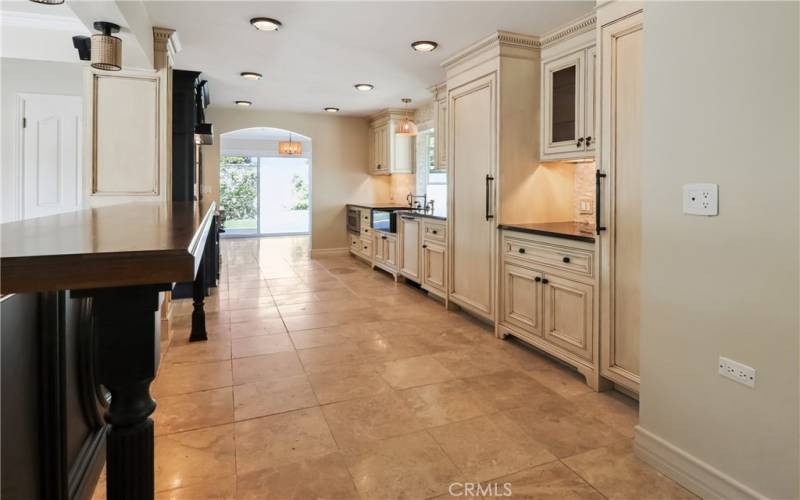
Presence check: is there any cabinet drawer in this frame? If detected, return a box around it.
[359,237,372,257]
[504,237,593,277]
[361,226,372,238]
[422,220,446,243]
[349,233,360,252]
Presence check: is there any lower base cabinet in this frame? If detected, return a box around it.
[421,241,446,297]
[498,230,602,390]
[373,231,398,276]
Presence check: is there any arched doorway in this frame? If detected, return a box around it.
[219,127,311,237]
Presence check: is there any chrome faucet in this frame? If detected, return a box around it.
[406,193,427,210]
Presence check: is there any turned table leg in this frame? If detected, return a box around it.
[91,285,164,500]
[190,253,207,342]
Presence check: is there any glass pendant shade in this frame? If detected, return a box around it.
[91,22,122,71]
[279,135,302,155]
[396,118,418,136]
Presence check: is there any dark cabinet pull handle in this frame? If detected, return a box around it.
[381,236,387,240]
[596,170,607,235]
[562,256,571,263]
[377,164,382,169]
[518,248,526,254]
[534,277,542,283]
[422,244,428,249]
[485,175,495,221]
[577,137,584,148]
[432,230,438,234]
[542,278,550,285]
[585,136,592,147]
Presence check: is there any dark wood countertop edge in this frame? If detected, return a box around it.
[0,202,217,294]
[498,224,596,243]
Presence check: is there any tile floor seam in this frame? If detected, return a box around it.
[557,457,612,500]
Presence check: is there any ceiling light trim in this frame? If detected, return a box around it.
[354,83,374,91]
[235,100,253,107]
[240,72,263,80]
[250,17,282,31]
[411,40,438,52]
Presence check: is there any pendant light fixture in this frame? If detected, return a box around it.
[279,133,302,156]
[91,21,122,71]
[396,98,417,136]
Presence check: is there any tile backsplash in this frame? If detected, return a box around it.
[573,162,596,224]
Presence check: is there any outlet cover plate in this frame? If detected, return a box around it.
[683,183,718,216]
[719,356,756,388]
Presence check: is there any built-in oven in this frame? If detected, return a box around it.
[347,207,361,234]
[371,209,398,233]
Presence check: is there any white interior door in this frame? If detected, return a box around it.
[21,94,82,219]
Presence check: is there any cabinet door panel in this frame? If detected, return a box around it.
[543,51,586,156]
[585,45,597,152]
[543,275,593,361]
[384,235,398,269]
[422,242,446,292]
[436,98,448,170]
[502,263,542,336]
[449,74,496,319]
[373,233,385,263]
[400,218,420,281]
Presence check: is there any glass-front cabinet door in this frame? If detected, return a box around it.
[542,50,586,158]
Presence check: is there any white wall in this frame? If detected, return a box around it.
[639,2,799,498]
[203,108,389,251]
[1,58,84,222]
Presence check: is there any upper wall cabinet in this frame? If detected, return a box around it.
[368,110,414,175]
[541,44,597,160]
[431,83,448,172]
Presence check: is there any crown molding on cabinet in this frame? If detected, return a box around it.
[539,14,597,48]
[153,27,181,66]
[441,30,541,72]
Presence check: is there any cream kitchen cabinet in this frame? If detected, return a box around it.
[368,110,414,175]
[498,229,602,390]
[420,219,447,298]
[373,230,398,279]
[541,44,597,160]
[598,10,644,395]
[398,215,421,281]
[431,82,448,172]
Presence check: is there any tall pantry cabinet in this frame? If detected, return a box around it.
[598,5,644,394]
[443,32,541,322]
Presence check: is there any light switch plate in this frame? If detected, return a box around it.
[683,183,718,216]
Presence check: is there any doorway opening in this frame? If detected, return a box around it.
[220,127,311,237]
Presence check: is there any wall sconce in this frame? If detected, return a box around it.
[91,21,122,71]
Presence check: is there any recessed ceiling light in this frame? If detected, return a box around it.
[235,100,252,107]
[354,83,374,92]
[411,41,438,52]
[240,72,262,80]
[250,17,282,31]
[324,107,340,113]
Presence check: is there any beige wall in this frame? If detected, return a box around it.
[203,108,389,250]
[639,2,798,498]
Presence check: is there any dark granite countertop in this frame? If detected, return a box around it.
[499,222,596,243]
[347,203,412,210]
[397,210,447,221]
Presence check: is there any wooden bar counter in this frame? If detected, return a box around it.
[0,201,215,500]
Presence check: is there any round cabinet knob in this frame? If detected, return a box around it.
[377,165,382,169]
[432,230,438,234]
[576,137,584,148]
[585,136,592,146]
[518,248,526,254]
[534,277,542,283]
[562,256,571,263]
[422,244,428,249]
[541,278,550,285]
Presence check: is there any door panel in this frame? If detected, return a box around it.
[422,242,446,292]
[543,51,585,155]
[543,275,593,361]
[21,94,82,219]
[384,235,397,269]
[502,264,542,336]
[611,26,643,377]
[400,217,420,281]
[449,74,496,318]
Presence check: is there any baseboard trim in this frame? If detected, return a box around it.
[310,247,349,258]
[634,426,766,500]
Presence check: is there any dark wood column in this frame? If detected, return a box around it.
[90,285,165,500]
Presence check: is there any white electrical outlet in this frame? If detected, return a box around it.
[718,356,756,388]
[683,183,718,216]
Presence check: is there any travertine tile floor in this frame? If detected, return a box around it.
[94,236,696,500]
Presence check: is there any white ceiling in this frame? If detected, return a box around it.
[0,0,89,63]
[144,1,594,116]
